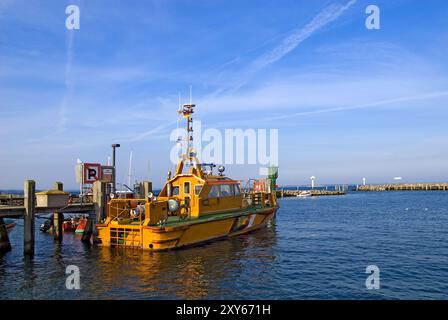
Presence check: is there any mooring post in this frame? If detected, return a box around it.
[82,180,106,244]
[24,180,35,255]
[53,212,63,242]
[0,217,12,252]
[81,220,93,244]
[54,182,63,191]
[93,180,106,222]
[53,182,64,241]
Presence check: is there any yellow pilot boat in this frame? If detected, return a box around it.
[96,103,279,251]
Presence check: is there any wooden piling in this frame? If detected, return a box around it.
[53,182,64,241]
[23,180,35,255]
[54,182,63,191]
[81,218,93,244]
[53,212,64,242]
[0,217,12,252]
[93,180,106,222]
[82,180,106,244]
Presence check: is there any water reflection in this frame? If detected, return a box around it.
[93,226,278,299]
[20,256,37,294]
[1,215,279,299]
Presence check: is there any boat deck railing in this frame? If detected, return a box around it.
[107,199,146,225]
[242,178,277,207]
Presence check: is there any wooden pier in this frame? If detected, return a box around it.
[356,183,448,192]
[0,194,24,206]
[0,180,100,255]
[0,179,153,255]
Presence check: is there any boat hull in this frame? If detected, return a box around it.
[97,207,277,251]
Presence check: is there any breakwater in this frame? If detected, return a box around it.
[356,183,448,191]
[277,189,346,197]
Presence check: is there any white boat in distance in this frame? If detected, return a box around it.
[297,191,312,198]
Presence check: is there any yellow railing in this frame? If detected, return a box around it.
[108,199,146,224]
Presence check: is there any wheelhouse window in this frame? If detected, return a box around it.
[195,185,202,195]
[172,186,179,196]
[184,181,190,194]
[219,184,233,197]
[208,185,219,198]
[234,184,241,196]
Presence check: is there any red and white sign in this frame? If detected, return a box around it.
[83,163,101,184]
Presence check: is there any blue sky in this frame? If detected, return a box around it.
[1,0,448,190]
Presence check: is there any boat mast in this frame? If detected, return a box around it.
[174,87,204,179]
[178,90,195,162]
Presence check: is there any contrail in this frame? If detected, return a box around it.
[58,30,75,132]
[258,91,448,122]
[129,120,178,142]
[251,0,357,73]
[59,0,81,132]
[228,0,357,91]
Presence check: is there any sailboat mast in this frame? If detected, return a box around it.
[128,150,133,187]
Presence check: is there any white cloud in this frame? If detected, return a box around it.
[197,72,448,119]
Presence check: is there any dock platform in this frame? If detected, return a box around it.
[0,180,102,255]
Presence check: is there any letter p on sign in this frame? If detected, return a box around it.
[83,163,101,184]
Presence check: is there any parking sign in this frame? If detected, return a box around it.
[83,163,101,184]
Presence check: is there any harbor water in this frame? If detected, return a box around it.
[1,191,447,299]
